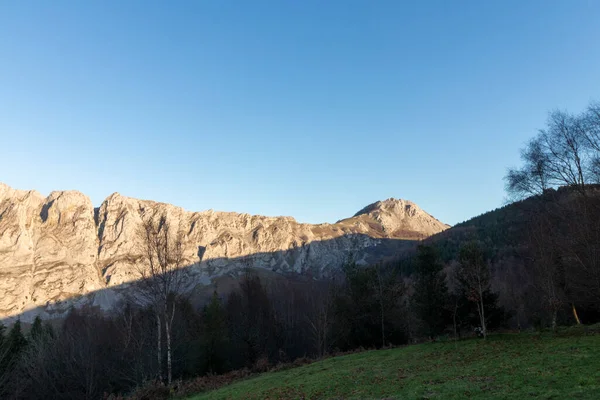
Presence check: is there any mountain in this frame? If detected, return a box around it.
[0,183,449,321]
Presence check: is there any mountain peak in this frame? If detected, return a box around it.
[350,197,449,238]
[353,198,417,217]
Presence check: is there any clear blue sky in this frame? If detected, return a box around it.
[1,1,599,225]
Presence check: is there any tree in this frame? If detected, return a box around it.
[306,281,334,358]
[457,242,490,339]
[412,245,450,339]
[506,102,600,199]
[0,319,28,396]
[135,212,187,386]
[527,213,565,331]
[29,316,44,342]
[226,271,274,369]
[6,319,27,359]
[335,262,407,349]
[201,291,229,374]
[0,323,9,396]
[583,101,600,180]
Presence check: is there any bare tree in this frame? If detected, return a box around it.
[134,212,186,386]
[457,242,490,339]
[376,264,386,348]
[306,281,334,358]
[506,103,600,199]
[583,101,600,158]
[370,263,406,348]
[444,261,461,339]
[584,102,600,183]
[505,137,550,199]
[542,110,588,193]
[527,213,565,331]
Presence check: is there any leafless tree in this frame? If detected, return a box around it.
[457,242,490,339]
[113,302,156,386]
[490,257,530,332]
[134,212,186,386]
[506,103,600,199]
[374,263,386,347]
[505,137,551,199]
[371,263,406,347]
[306,281,334,358]
[527,213,565,331]
[583,102,600,155]
[541,110,589,193]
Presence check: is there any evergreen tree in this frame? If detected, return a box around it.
[7,319,27,357]
[0,322,7,387]
[1,319,27,391]
[0,323,5,348]
[228,272,275,368]
[43,322,55,339]
[202,291,229,373]
[29,316,44,342]
[412,245,450,339]
[335,262,407,349]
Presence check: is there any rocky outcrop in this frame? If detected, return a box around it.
[0,183,449,321]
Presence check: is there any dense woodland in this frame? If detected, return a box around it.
[1,101,600,399]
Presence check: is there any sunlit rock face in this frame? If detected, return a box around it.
[0,183,449,321]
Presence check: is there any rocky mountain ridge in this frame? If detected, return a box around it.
[0,183,449,321]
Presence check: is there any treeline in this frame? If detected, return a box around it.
[0,245,508,399]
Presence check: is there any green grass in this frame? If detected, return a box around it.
[187,333,600,399]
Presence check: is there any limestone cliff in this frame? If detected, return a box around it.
[0,183,449,321]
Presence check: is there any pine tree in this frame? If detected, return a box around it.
[412,245,450,339]
[0,322,7,381]
[202,291,228,373]
[7,320,27,357]
[29,316,44,342]
[43,322,55,339]
[0,323,5,348]
[1,319,28,389]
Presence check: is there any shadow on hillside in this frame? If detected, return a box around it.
[1,234,418,326]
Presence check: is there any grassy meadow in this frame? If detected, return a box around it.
[187,330,600,399]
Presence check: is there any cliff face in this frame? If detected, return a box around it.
[0,183,449,321]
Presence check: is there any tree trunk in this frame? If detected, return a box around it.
[478,290,487,339]
[156,313,162,383]
[453,300,458,341]
[165,320,172,386]
[166,303,176,386]
[572,303,581,325]
[376,266,385,348]
[323,319,327,357]
[551,309,557,332]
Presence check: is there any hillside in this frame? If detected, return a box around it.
[424,185,600,263]
[188,332,600,400]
